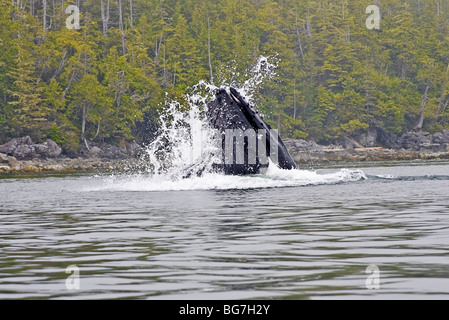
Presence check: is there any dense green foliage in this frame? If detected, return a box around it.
[1,0,449,152]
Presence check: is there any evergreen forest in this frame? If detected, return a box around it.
[1,0,449,154]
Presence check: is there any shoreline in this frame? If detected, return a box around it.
[290,147,449,166]
[2,147,449,175]
[0,156,144,174]
[2,130,449,174]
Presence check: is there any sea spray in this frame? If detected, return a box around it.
[87,167,367,192]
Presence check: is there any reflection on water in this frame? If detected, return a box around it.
[0,162,449,299]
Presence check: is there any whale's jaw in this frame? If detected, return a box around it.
[205,87,297,175]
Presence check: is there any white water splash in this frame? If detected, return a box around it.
[86,167,367,192]
[141,95,218,177]
[213,56,278,105]
[141,56,278,178]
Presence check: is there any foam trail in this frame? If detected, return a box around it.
[85,163,367,192]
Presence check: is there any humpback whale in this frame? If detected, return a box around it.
[194,87,297,176]
[206,87,297,175]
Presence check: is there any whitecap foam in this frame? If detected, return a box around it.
[83,164,367,192]
[371,174,396,179]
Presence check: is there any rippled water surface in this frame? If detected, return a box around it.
[1,161,449,299]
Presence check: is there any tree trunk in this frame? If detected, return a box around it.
[305,10,312,40]
[129,0,134,30]
[277,115,281,136]
[61,0,64,23]
[118,0,126,54]
[81,103,86,138]
[101,0,110,35]
[435,64,449,116]
[401,64,407,79]
[52,50,67,79]
[295,9,304,60]
[173,68,176,88]
[162,43,167,86]
[62,69,77,99]
[116,71,125,108]
[52,0,56,29]
[62,54,81,99]
[208,18,213,83]
[442,97,449,113]
[81,102,90,151]
[155,40,159,65]
[435,84,446,116]
[293,80,297,120]
[43,0,47,32]
[414,84,430,131]
[93,121,101,140]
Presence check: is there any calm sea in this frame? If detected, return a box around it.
[1,160,448,299]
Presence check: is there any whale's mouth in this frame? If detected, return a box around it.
[230,87,246,107]
[141,57,289,179]
[203,87,298,176]
[230,91,240,105]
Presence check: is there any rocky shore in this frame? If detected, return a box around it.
[0,155,142,173]
[285,141,449,165]
[0,136,143,174]
[284,130,449,165]
[1,130,449,174]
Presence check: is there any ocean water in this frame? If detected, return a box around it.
[1,160,448,299]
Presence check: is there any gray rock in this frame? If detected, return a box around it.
[0,165,11,172]
[293,139,310,150]
[375,126,400,149]
[79,140,142,159]
[288,139,324,152]
[89,146,102,157]
[0,139,18,155]
[1,136,34,154]
[17,136,34,145]
[35,139,62,158]
[126,141,141,157]
[34,144,48,157]
[13,144,37,160]
[1,137,61,160]
[8,156,19,169]
[358,128,378,147]
[433,132,449,144]
[48,140,62,157]
[400,132,432,150]
[101,144,127,159]
[46,164,64,171]
[342,138,355,150]
[0,153,9,163]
